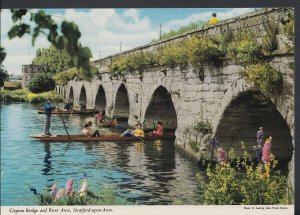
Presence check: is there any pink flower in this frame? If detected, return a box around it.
[262,142,272,164]
[55,189,64,200]
[65,179,74,195]
[217,148,226,162]
[50,184,57,197]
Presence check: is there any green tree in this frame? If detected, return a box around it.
[1,9,97,78]
[28,73,56,93]
[0,65,9,87]
[32,45,72,74]
[0,47,6,64]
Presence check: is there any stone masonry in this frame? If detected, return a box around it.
[56,8,295,194]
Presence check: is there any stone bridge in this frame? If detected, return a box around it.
[55,8,295,191]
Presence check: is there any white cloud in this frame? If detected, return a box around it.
[1,8,255,75]
[1,9,51,74]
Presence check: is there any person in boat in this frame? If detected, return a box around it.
[262,136,272,177]
[95,110,105,123]
[63,99,71,111]
[208,13,220,25]
[82,122,101,137]
[149,121,164,136]
[120,123,145,138]
[44,97,57,136]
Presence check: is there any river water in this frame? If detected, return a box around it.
[1,103,205,206]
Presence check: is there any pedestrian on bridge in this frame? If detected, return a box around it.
[208,13,220,25]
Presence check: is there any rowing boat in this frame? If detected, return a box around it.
[97,119,117,128]
[38,109,95,114]
[30,133,175,142]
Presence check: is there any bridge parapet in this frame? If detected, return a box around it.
[92,8,293,73]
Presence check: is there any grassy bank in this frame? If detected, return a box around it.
[0,88,63,103]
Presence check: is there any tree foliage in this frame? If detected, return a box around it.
[32,45,72,74]
[28,72,56,93]
[2,9,97,77]
[0,47,7,64]
[0,65,9,87]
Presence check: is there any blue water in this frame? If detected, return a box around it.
[1,103,204,205]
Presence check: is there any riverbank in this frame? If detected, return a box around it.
[0,88,63,103]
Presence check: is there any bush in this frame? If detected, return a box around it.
[200,142,290,205]
[29,73,56,93]
[27,91,63,103]
[127,52,157,71]
[192,120,212,135]
[262,22,279,54]
[109,52,157,76]
[188,141,200,153]
[184,35,224,68]
[155,44,188,69]
[227,31,263,66]
[108,56,128,76]
[245,63,283,96]
[54,67,90,85]
[0,88,28,102]
[282,11,294,43]
[0,88,62,103]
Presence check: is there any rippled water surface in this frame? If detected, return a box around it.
[1,103,205,205]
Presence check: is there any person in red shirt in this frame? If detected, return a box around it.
[152,121,164,136]
[95,110,104,123]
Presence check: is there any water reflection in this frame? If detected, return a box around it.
[42,142,52,175]
[1,103,203,206]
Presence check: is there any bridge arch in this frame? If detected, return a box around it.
[144,85,177,131]
[113,83,130,120]
[79,85,87,109]
[94,85,106,111]
[213,79,293,163]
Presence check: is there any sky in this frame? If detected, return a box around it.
[0,8,256,75]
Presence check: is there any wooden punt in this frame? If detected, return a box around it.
[38,109,95,114]
[30,133,175,142]
[97,119,117,128]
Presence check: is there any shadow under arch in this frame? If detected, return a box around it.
[144,85,177,131]
[95,85,106,111]
[214,90,293,164]
[79,85,87,109]
[113,83,129,120]
[68,86,74,104]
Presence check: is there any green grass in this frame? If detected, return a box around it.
[0,88,63,103]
